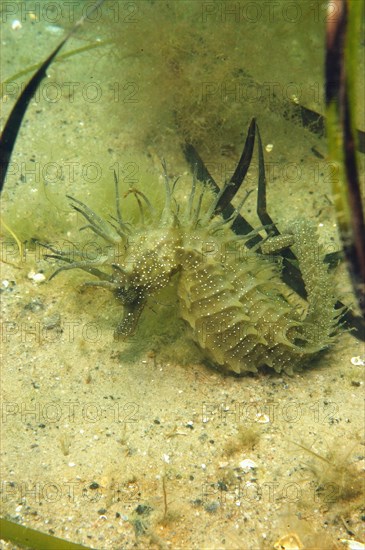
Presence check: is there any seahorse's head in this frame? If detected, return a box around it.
[110,226,181,339]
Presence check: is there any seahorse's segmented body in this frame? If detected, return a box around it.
[48,175,340,375]
[177,220,338,374]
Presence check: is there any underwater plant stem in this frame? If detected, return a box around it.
[325,0,365,319]
[0,217,23,258]
[162,475,168,519]
[0,517,96,550]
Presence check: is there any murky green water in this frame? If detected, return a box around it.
[1,2,364,549]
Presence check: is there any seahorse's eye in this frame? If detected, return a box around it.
[115,286,143,306]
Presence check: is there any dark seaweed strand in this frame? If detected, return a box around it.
[323,1,365,338]
[213,117,256,215]
[0,0,106,194]
[325,0,365,321]
[255,124,307,299]
[0,40,66,193]
[182,141,258,242]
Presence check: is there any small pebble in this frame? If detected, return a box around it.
[351,356,365,366]
[11,20,22,30]
[340,541,365,550]
[239,459,257,471]
[24,298,44,312]
[43,313,61,330]
[204,501,220,514]
[46,25,64,35]
[256,413,270,424]
[27,271,46,283]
